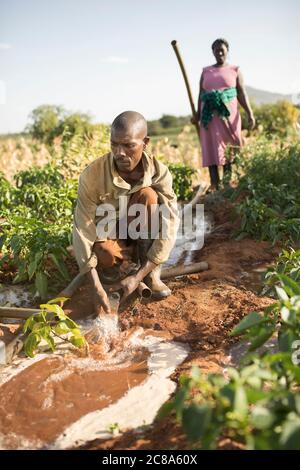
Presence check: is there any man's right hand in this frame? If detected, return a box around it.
[93,287,111,315]
[88,267,111,315]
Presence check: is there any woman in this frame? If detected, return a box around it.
[196,38,255,190]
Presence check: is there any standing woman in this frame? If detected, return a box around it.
[196,38,255,190]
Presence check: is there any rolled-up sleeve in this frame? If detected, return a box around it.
[72,173,98,274]
[147,161,179,265]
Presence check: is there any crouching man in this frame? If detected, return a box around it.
[72,111,179,315]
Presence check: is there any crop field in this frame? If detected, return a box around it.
[0,101,300,450]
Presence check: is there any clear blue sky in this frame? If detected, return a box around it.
[1,0,299,133]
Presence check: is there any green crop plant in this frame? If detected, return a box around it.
[168,163,196,201]
[228,140,300,244]
[160,274,300,449]
[23,298,86,357]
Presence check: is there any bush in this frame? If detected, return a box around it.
[240,101,300,137]
[160,275,300,450]
[26,105,64,144]
[0,164,77,298]
[229,140,300,244]
[168,163,196,200]
[26,105,94,144]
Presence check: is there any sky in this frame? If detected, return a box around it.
[0,0,300,133]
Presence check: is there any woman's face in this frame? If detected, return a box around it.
[213,43,228,65]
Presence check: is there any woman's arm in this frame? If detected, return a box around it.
[236,69,255,129]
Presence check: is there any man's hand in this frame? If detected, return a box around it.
[87,267,111,315]
[110,259,157,306]
[93,287,111,315]
[119,274,140,305]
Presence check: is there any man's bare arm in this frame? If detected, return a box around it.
[87,268,111,315]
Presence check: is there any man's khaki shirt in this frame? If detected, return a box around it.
[72,152,179,274]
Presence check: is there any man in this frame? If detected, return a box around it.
[72,111,179,316]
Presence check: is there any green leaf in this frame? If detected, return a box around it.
[280,305,296,324]
[35,271,48,299]
[173,387,189,418]
[27,259,38,280]
[48,253,70,280]
[23,314,39,333]
[251,406,275,430]
[38,325,51,339]
[234,385,248,418]
[278,330,298,352]
[24,333,41,358]
[40,303,65,318]
[157,400,175,420]
[278,274,300,296]
[275,286,289,301]
[246,388,270,404]
[231,312,266,336]
[65,317,80,330]
[182,404,212,442]
[54,321,71,335]
[12,272,28,284]
[280,418,300,450]
[249,326,274,351]
[44,334,55,352]
[69,336,86,348]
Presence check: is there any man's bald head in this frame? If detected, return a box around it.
[110,111,149,174]
[111,111,148,139]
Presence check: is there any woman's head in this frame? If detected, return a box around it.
[211,38,229,65]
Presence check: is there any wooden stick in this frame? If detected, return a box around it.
[161,261,208,279]
[0,306,40,319]
[171,40,201,152]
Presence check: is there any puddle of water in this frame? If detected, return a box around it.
[0,336,149,449]
[0,327,189,450]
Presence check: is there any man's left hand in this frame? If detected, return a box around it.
[119,274,140,305]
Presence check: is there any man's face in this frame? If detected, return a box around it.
[111,128,148,173]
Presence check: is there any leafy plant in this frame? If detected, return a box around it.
[168,163,196,200]
[0,162,78,296]
[14,164,64,189]
[23,298,86,357]
[160,275,300,449]
[0,215,71,298]
[231,274,300,358]
[0,172,15,211]
[228,140,300,244]
[263,248,300,297]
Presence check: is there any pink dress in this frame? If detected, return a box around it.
[200,64,242,167]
